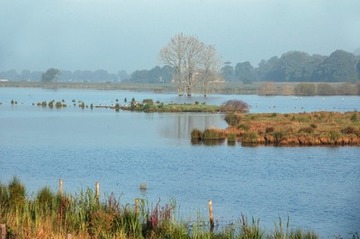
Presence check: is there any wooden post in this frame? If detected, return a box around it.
[58,178,63,195]
[95,181,100,199]
[66,233,72,239]
[208,200,214,233]
[0,224,6,239]
[135,198,140,215]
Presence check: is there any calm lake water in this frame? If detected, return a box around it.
[0,87,360,237]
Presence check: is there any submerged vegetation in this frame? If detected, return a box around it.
[0,178,325,238]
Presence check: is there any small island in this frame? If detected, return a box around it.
[26,97,360,146]
[193,111,360,146]
[112,98,360,146]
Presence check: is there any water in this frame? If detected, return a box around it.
[0,87,360,237]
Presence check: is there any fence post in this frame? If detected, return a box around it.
[58,178,63,195]
[208,200,214,233]
[95,181,100,200]
[0,224,6,239]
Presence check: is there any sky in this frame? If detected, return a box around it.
[1,0,360,73]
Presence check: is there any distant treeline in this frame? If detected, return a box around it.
[1,49,359,83]
[0,69,130,83]
[222,49,360,83]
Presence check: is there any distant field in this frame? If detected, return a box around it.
[1,80,359,95]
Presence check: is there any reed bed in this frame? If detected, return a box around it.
[219,111,360,146]
[0,178,327,238]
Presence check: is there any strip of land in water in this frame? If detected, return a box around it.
[2,80,360,95]
[193,111,360,146]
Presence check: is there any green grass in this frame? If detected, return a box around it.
[0,178,334,238]
[122,102,221,113]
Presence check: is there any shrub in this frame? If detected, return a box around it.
[143,99,153,105]
[224,113,240,126]
[141,103,151,112]
[114,103,120,112]
[191,129,203,140]
[220,100,250,113]
[341,127,360,136]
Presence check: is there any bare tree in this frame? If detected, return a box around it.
[197,45,221,96]
[160,33,221,96]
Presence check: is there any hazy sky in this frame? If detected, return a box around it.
[1,0,359,73]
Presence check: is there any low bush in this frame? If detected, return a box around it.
[225,113,240,126]
[220,100,250,113]
[203,129,225,140]
[191,129,203,140]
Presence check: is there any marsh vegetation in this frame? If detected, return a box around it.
[0,178,323,239]
[196,111,360,146]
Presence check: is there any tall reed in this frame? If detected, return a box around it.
[0,178,326,239]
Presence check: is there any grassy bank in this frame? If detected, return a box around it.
[0,178,324,238]
[195,111,360,146]
[121,100,221,113]
[2,81,359,95]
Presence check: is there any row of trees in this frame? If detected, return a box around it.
[0,69,129,82]
[222,50,360,83]
[1,33,359,88]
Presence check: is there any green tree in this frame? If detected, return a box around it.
[279,51,316,82]
[311,50,359,82]
[41,68,60,82]
[235,61,256,83]
[256,56,284,81]
[221,61,236,81]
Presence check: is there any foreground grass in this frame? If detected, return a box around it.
[193,111,360,146]
[0,178,323,239]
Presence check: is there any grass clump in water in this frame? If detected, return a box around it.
[203,129,225,141]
